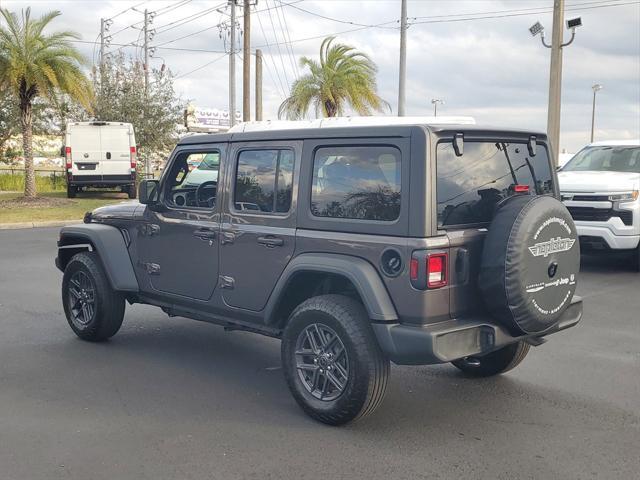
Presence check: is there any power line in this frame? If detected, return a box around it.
[273,0,299,80]
[108,1,148,20]
[254,3,288,98]
[155,0,193,17]
[265,0,292,90]
[410,0,640,25]
[277,0,398,29]
[154,3,226,35]
[174,53,228,79]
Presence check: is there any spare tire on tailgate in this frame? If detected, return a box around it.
[479,194,580,335]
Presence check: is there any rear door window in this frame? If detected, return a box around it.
[437,141,553,227]
[311,145,401,221]
[234,149,294,214]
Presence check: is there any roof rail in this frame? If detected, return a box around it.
[228,116,476,133]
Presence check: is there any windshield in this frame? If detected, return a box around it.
[562,146,640,173]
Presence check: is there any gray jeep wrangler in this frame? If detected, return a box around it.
[56,120,583,425]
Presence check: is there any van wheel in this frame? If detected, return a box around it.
[451,341,530,377]
[62,252,125,342]
[127,184,136,199]
[67,185,77,198]
[281,295,389,426]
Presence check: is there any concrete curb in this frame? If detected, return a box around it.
[0,219,82,230]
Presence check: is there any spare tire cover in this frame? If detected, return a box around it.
[479,194,580,335]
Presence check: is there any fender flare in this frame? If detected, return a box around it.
[57,224,139,292]
[264,253,398,324]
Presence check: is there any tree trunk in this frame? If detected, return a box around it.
[324,100,337,117]
[20,99,36,198]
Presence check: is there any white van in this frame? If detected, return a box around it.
[64,122,137,198]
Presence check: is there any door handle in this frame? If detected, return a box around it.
[106,152,111,160]
[257,236,284,247]
[220,231,236,245]
[193,228,216,240]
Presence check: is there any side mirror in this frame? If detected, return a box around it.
[139,179,160,205]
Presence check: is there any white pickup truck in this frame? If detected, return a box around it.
[558,140,640,270]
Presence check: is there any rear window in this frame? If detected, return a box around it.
[437,141,554,227]
[562,146,640,173]
[311,145,401,222]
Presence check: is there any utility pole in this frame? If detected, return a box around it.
[100,18,105,75]
[143,9,151,177]
[547,0,564,165]
[397,0,407,116]
[243,0,251,122]
[255,49,263,121]
[590,83,603,143]
[229,0,237,127]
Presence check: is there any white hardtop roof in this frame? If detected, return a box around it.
[589,139,640,147]
[67,121,133,128]
[228,115,476,133]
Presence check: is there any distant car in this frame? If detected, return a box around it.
[558,139,640,270]
[63,121,137,199]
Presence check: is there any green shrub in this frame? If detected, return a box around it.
[0,171,66,192]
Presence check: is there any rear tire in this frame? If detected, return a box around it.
[67,185,77,198]
[62,252,125,342]
[281,295,389,426]
[451,341,530,377]
[127,184,136,199]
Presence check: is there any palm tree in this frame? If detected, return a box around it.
[278,36,389,120]
[0,8,93,197]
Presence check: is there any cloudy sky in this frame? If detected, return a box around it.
[5,0,640,152]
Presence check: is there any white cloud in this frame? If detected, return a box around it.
[4,0,639,151]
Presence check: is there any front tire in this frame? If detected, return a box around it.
[62,252,125,342]
[451,341,530,377]
[281,295,389,426]
[634,244,640,272]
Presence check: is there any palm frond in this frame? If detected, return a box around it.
[278,36,388,120]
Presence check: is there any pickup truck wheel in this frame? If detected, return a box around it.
[635,244,640,272]
[67,185,76,198]
[451,341,530,377]
[281,295,389,426]
[127,184,137,199]
[62,252,125,342]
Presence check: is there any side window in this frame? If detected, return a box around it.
[436,141,553,227]
[165,150,220,209]
[311,145,401,221]
[234,149,294,214]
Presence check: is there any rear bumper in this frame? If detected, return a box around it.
[69,175,134,186]
[373,296,583,365]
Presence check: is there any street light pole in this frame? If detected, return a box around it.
[529,4,581,166]
[590,84,603,143]
[431,98,444,117]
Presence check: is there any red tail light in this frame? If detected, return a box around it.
[514,184,530,193]
[130,146,137,170]
[65,146,72,170]
[427,253,448,288]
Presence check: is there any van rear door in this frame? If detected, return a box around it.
[99,124,132,180]
[70,125,101,178]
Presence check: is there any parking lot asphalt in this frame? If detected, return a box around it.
[1,227,638,480]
